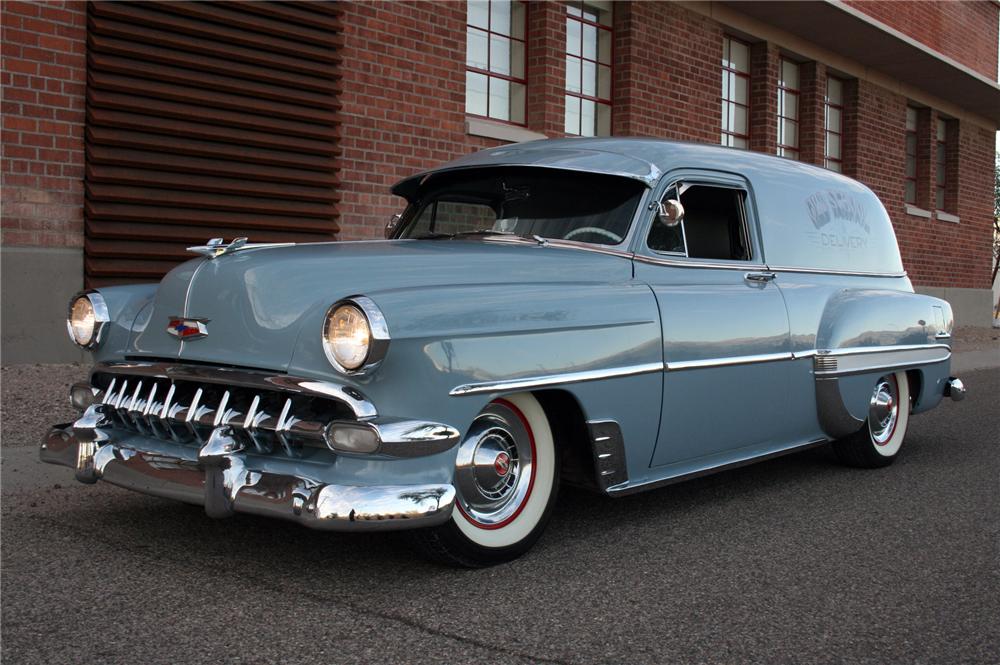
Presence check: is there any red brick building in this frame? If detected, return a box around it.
[2,1,999,362]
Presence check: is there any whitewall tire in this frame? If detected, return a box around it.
[833,371,910,468]
[412,393,560,567]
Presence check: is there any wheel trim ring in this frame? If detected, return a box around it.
[869,374,900,446]
[456,398,537,531]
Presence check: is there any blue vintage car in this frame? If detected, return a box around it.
[43,138,965,566]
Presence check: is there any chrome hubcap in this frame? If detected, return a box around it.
[868,376,899,445]
[455,401,534,527]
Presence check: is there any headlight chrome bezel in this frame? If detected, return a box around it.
[321,295,390,374]
[66,290,110,349]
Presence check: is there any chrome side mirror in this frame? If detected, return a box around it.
[385,213,402,239]
[657,199,685,227]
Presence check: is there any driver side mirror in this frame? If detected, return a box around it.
[385,213,402,239]
[657,199,685,227]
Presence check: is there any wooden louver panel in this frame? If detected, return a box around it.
[85,0,341,286]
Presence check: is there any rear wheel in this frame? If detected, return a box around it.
[412,393,559,567]
[833,371,910,468]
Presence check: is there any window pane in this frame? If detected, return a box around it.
[826,159,842,173]
[826,77,843,105]
[466,71,488,116]
[722,71,729,100]
[582,24,597,60]
[467,28,488,69]
[491,0,511,36]
[510,40,525,79]
[936,118,946,141]
[733,105,748,136]
[597,104,611,136]
[489,34,510,75]
[905,155,916,178]
[826,106,842,132]
[566,18,581,56]
[905,180,916,203]
[781,91,798,120]
[582,60,596,96]
[936,188,944,210]
[732,136,748,149]
[567,3,582,17]
[729,39,749,73]
[489,77,510,121]
[581,99,596,137]
[781,119,798,148]
[566,55,581,93]
[468,0,489,29]
[905,133,917,157]
[906,106,918,131]
[510,82,526,124]
[598,29,612,64]
[565,95,581,134]
[780,61,799,88]
[598,64,611,99]
[510,1,525,39]
[733,74,748,104]
[826,131,841,159]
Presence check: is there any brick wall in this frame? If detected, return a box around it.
[845,0,1000,81]
[612,1,722,142]
[1,1,86,249]
[336,0,503,240]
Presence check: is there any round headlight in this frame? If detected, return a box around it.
[323,304,371,371]
[66,292,108,349]
[321,296,390,373]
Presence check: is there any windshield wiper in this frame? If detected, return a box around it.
[414,229,516,240]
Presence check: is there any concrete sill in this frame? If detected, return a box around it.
[935,210,960,224]
[904,204,932,219]
[466,117,547,144]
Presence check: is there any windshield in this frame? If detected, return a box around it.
[399,168,645,245]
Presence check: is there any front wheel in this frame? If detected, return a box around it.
[412,393,559,567]
[833,371,910,468]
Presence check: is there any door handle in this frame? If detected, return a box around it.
[744,271,776,283]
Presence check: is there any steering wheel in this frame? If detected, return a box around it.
[563,226,624,244]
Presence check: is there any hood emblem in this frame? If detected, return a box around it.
[187,237,294,259]
[167,317,209,340]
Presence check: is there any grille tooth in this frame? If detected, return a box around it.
[89,371,350,456]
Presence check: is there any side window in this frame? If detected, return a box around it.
[647,183,752,261]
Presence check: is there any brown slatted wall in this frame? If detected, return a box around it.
[85,0,341,286]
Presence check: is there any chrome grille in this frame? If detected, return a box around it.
[92,372,353,454]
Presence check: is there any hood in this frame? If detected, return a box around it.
[130,239,632,371]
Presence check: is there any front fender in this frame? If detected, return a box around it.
[287,281,663,440]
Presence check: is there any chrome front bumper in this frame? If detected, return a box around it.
[40,424,456,532]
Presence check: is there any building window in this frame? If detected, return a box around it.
[935,117,947,210]
[824,76,844,172]
[564,1,612,136]
[904,106,918,204]
[466,0,527,125]
[777,58,800,159]
[721,36,750,149]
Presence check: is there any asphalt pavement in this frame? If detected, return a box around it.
[2,367,998,664]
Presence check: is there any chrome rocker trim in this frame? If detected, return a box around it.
[40,422,456,532]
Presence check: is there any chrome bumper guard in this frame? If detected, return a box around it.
[40,422,456,532]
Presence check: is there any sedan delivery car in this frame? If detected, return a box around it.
[42,138,965,567]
